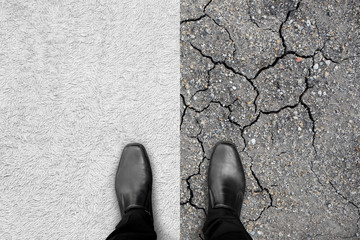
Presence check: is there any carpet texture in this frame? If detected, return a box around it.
[0,1,179,239]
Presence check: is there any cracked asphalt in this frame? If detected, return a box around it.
[180,0,359,239]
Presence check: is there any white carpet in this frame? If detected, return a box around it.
[0,1,179,239]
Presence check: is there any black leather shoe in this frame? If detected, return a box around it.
[115,143,153,217]
[208,141,246,216]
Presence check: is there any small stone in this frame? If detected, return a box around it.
[313,63,319,70]
[318,90,322,96]
[325,60,331,66]
[251,139,256,145]
[232,86,237,90]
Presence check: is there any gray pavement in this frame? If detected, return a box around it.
[180,0,359,239]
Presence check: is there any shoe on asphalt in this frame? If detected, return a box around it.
[208,141,246,216]
[115,143,153,217]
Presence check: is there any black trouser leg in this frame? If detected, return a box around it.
[203,208,253,240]
[106,209,157,240]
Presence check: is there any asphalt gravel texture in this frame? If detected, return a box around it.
[180,0,360,239]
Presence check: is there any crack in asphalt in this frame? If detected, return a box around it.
[245,0,279,33]
[279,1,301,53]
[181,168,206,214]
[183,63,216,110]
[249,162,275,222]
[207,16,237,60]
[180,0,213,25]
[180,95,187,130]
[189,43,260,112]
[329,181,360,235]
[180,14,206,24]
[181,115,207,214]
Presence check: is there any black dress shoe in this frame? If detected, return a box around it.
[115,143,153,217]
[208,141,246,216]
